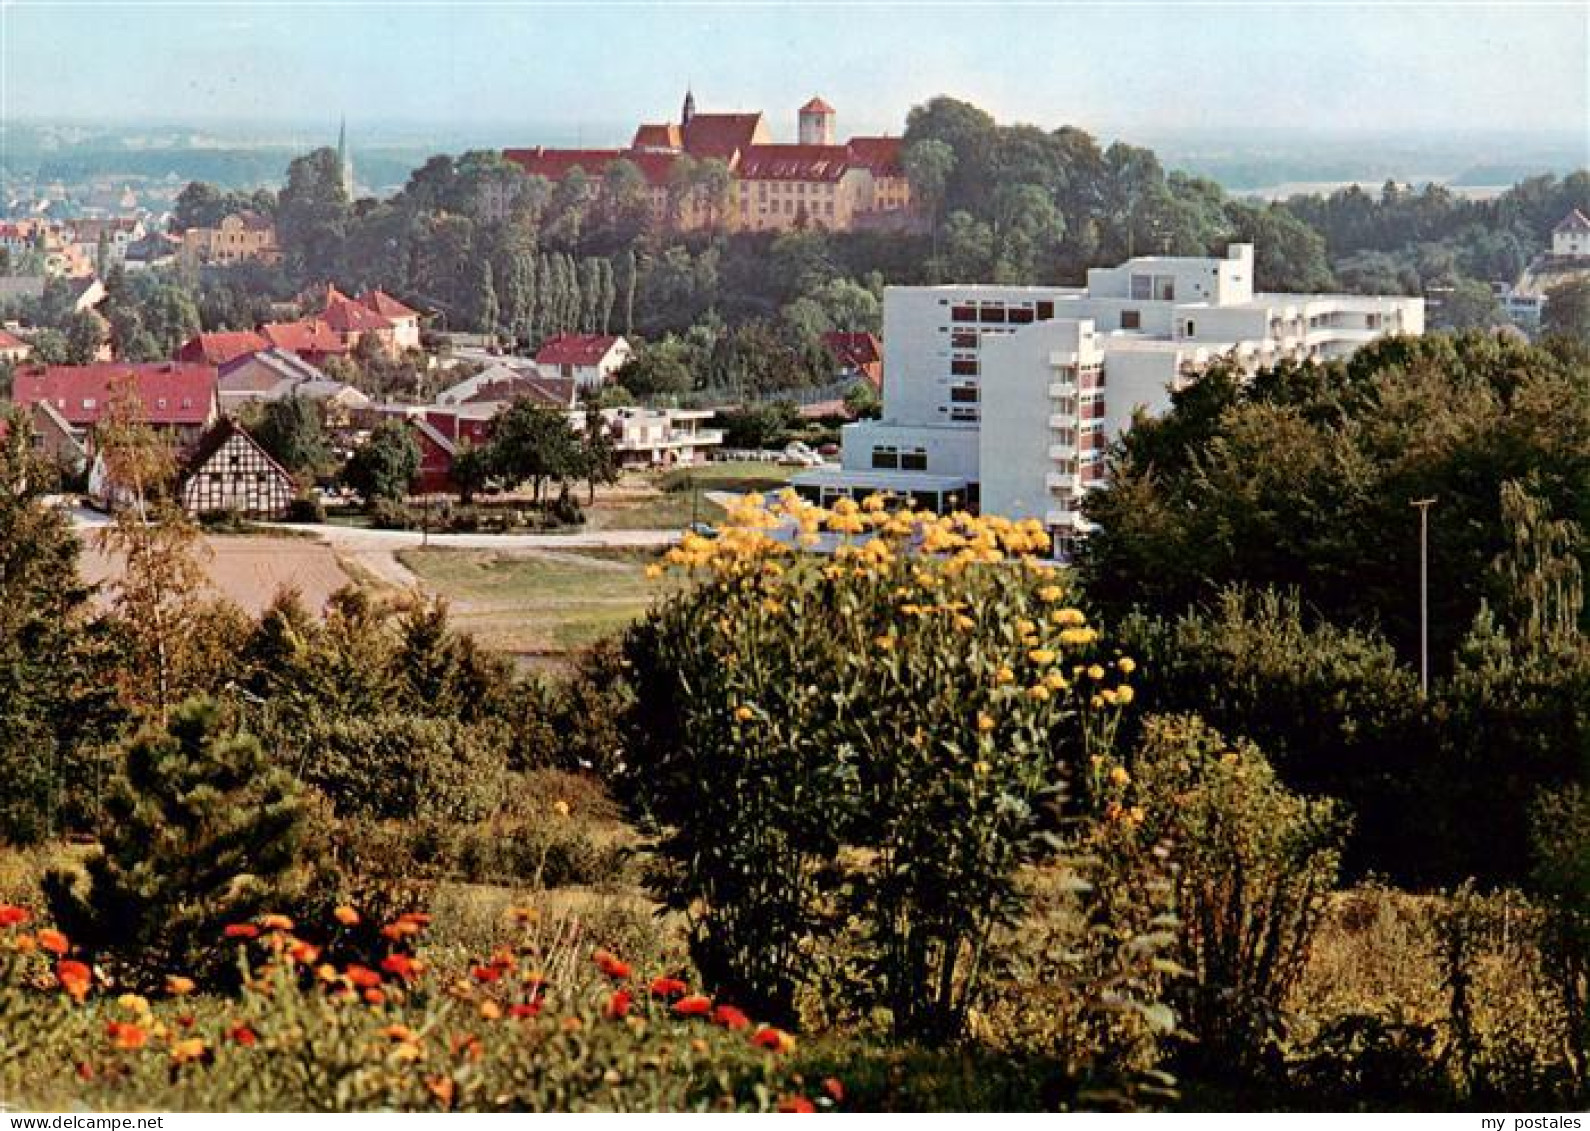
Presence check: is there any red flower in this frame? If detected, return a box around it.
[777,1096,816,1113]
[471,965,503,984]
[0,904,31,928]
[507,1002,542,1019]
[345,964,383,990]
[751,1026,796,1053]
[36,928,68,956]
[380,954,420,983]
[592,948,633,980]
[604,989,634,1020]
[227,1023,258,1047]
[712,1004,750,1031]
[56,959,92,1002]
[648,976,688,999]
[223,923,260,940]
[672,993,713,1018]
[105,1020,148,1050]
[822,1077,844,1103]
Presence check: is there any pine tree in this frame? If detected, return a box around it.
[597,257,617,334]
[44,696,321,988]
[621,249,638,336]
[578,258,599,332]
[478,259,500,340]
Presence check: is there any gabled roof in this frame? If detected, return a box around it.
[1555,208,1590,234]
[465,374,577,409]
[178,329,269,367]
[261,319,350,355]
[680,112,766,160]
[322,285,393,333]
[845,136,905,176]
[632,123,683,150]
[218,348,328,393]
[11,362,217,426]
[409,416,457,457]
[356,288,420,320]
[183,417,295,485]
[0,328,27,351]
[738,144,854,183]
[800,97,836,115]
[534,333,625,367]
[503,148,628,181]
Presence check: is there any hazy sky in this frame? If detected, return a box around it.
[4,1,1587,142]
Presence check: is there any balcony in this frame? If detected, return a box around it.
[1046,471,1077,492]
[1048,414,1077,430]
[1048,381,1077,399]
[1047,443,1076,461]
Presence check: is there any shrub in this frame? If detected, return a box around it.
[1530,786,1590,1094]
[285,494,325,524]
[1101,714,1348,1080]
[43,697,325,989]
[622,493,1131,1037]
[368,498,418,530]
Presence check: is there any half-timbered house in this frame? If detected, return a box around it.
[179,418,297,519]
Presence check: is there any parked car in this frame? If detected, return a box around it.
[778,441,823,467]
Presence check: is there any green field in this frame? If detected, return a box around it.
[395,546,676,661]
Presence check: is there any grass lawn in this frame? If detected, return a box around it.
[656,460,798,494]
[582,462,797,532]
[396,546,677,662]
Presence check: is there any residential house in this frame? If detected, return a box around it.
[1551,209,1590,258]
[179,417,297,519]
[821,331,883,390]
[177,330,270,368]
[66,218,146,271]
[533,333,632,390]
[259,318,352,365]
[598,407,723,467]
[11,361,220,454]
[409,417,458,494]
[27,399,88,474]
[0,328,31,364]
[260,286,422,362]
[355,290,423,351]
[216,348,370,415]
[437,361,576,409]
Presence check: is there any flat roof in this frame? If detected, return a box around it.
[791,468,969,491]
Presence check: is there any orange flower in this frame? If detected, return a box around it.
[593,949,632,980]
[711,1004,750,1031]
[648,976,688,999]
[380,954,420,983]
[604,989,634,1020]
[380,1023,419,1042]
[822,1077,845,1103]
[478,1000,503,1021]
[227,1023,258,1047]
[672,993,713,1018]
[0,904,31,928]
[164,974,196,997]
[56,959,92,1001]
[105,1020,148,1050]
[345,964,382,990]
[288,939,321,965]
[507,1002,541,1019]
[381,921,420,942]
[170,1038,207,1065]
[397,911,432,927]
[223,923,260,940]
[362,988,386,1006]
[333,905,361,927]
[777,1095,816,1113]
[426,1075,456,1108]
[37,928,68,956]
[257,913,294,932]
[750,1026,796,1054]
[470,965,503,984]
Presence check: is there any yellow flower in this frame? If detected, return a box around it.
[995,666,1015,684]
[974,761,991,776]
[644,564,663,580]
[1054,608,1087,627]
[1117,657,1137,675]
[1027,684,1051,702]
[976,712,996,732]
[734,705,754,722]
[1115,685,1135,705]
[1037,584,1063,603]
[1028,649,1057,665]
[163,975,195,997]
[117,993,151,1015]
[955,615,976,631]
[1109,766,1131,787]
[1087,664,1106,681]
[1044,671,1069,692]
[553,799,571,818]
[170,1038,207,1065]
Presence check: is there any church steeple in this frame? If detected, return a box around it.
[681,88,696,126]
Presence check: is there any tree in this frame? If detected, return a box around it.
[614,338,696,400]
[344,417,420,504]
[44,696,321,989]
[575,405,620,503]
[1441,278,1505,330]
[477,259,500,339]
[450,440,493,504]
[903,138,955,231]
[1543,278,1590,346]
[64,311,106,364]
[843,380,882,420]
[488,399,580,501]
[252,396,329,482]
[276,147,350,279]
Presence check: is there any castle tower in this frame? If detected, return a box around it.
[798,97,835,145]
[681,88,696,127]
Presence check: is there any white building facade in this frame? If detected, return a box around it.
[794,244,1423,556]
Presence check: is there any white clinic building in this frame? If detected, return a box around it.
[793,244,1423,557]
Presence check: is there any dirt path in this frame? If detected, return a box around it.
[80,534,355,616]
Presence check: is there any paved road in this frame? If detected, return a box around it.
[278,523,684,552]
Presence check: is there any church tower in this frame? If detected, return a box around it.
[798,97,835,145]
[681,88,696,126]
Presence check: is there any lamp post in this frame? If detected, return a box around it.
[1411,497,1437,696]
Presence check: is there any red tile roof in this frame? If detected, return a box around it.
[176,330,269,367]
[11,362,217,427]
[261,319,350,356]
[0,328,27,351]
[632,123,682,150]
[503,148,628,181]
[845,136,905,176]
[357,289,420,320]
[534,333,624,368]
[739,144,854,183]
[680,112,765,160]
[800,97,835,115]
[822,331,882,366]
[463,375,577,408]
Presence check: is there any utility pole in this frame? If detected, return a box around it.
[1411,497,1437,696]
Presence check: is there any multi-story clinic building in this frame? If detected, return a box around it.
[793,244,1423,557]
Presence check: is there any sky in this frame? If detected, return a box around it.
[3,1,1587,143]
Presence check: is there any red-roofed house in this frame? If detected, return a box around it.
[260,319,352,364]
[822,331,883,391]
[534,333,632,390]
[356,289,422,350]
[11,361,219,451]
[409,417,459,494]
[177,330,269,368]
[0,328,31,364]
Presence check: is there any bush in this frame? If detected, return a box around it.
[1100,714,1348,1081]
[621,494,1132,1036]
[44,697,325,989]
[285,494,325,524]
[368,498,418,530]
